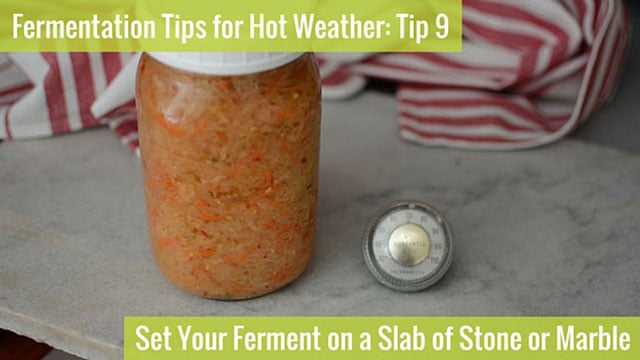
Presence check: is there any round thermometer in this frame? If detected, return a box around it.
[363,200,454,292]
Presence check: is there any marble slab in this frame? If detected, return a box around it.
[1,92,639,360]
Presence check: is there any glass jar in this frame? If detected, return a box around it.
[136,53,321,300]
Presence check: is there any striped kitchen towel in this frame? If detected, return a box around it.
[321,0,632,149]
[0,52,140,152]
[0,0,631,152]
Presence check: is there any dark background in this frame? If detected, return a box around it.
[574,1,640,154]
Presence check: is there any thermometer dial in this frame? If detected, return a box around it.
[363,200,454,292]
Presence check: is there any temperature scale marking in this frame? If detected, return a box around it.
[363,200,454,292]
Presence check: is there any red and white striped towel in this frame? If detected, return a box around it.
[0,0,630,152]
[321,0,631,149]
[0,52,140,152]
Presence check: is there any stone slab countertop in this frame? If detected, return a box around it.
[1,92,639,360]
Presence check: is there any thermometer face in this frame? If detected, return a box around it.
[363,200,454,292]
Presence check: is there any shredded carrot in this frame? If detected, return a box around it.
[270,272,288,283]
[217,79,234,92]
[193,199,210,208]
[265,219,277,230]
[250,148,262,162]
[200,248,215,258]
[207,183,223,194]
[160,174,179,197]
[268,263,295,284]
[154,113,184,136]
[277,201,292,217]
[258,171,273,189]
[196,211,224,222]
[273,108,300,120]
[161,175,172,188]
[216,131,229,144]
[146,178,161,192]
[248,193,289,217]
[266,181,284,196]
[147,207,159,227]
[276,222,300,238]
[223,255,235,265]
[243,243,260,253]
[158,238,174,247]
[193,122,206,133]
[226,282,245,293]
[225,165,241,179]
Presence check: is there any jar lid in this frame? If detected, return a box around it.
[146,52,304,75]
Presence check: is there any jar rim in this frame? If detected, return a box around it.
[146,52,304,75]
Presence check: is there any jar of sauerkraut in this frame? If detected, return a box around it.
[136,53,321,300]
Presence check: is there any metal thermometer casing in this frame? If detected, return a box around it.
[363,200,454,292]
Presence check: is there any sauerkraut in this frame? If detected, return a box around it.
[136,53,321,299]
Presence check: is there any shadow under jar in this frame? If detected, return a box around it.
[136,53,321,300]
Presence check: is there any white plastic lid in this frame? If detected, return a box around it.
[147,52,304,75]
